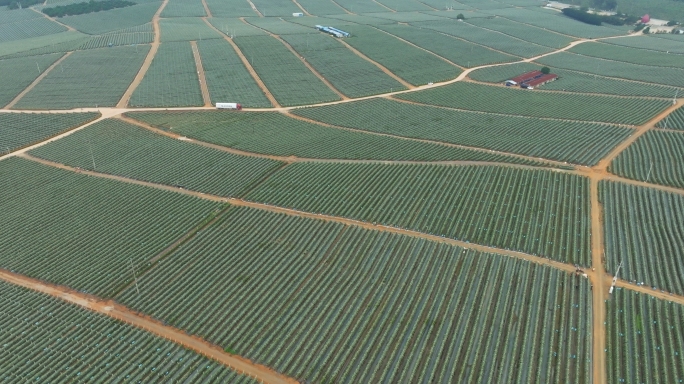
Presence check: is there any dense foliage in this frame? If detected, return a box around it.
[43,0,135,18]
[561,7,634,26]
[4,0,42,10]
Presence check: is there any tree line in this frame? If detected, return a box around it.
[2,0,43,10]
[42,0,135,17]
[562,7,638,26]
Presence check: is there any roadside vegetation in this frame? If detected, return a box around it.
[43,0,136,18]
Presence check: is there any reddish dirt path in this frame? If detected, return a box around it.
[203,18,280,108]
[0,269,298,384]
[116,0,169,108]
[190,41,212,107]
[246,0,263,17]
[5,51,72,109]
[337,38,415,89]
[589,176,608,384]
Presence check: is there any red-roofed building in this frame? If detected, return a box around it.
[505,70,559,89]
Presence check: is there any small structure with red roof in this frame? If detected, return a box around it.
[641,14,650,23]
[505,70,559,90]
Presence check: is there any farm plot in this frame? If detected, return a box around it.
[160,18,222,42]
[129,42,203,108]
[247,164,592,264]
[333,0,388,13]
[281,33,406,98]
[570,42,684,69]
[126,110,546,164]
[0,17,67,43]
[396,82,670,125]
[79,30,153,49]
[204,0,258,17]
[0,31,87,58]
[374,0,432,11]
[120,206,592,383]
[376,23,516,67]
[484,7,623,38]
[364,11,449,22]
[294,0,347,15]
[0,157,221,296]
[606,289,684,384]
[418,0,473,10]
[250,0,300,17]
[206,17,265,37]
[59,1,161,34]
[456,0,512,10]
[0,281,256,383]
[466,16,574,48]
[0,8,42,23]
[657,106,684,130]
[15,45,149,109]
[160,0,206,17]
[325,13,396,25]
[536,52,684,89]
[0,112,98,153]
[339,25,461,85]
[414,19,551,58]
[244,17,315,35]
[609,130,684,189]
[0,53,63,107]
[197,39,270,108]
[233,35,340,106]
[30,118,282,197]
[469,62,682,98]
[605,35,684,55]
[294,98,633,165]
[601,181,684,295]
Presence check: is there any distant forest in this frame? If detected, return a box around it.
[42,0,135,17]
[2,0,43,9]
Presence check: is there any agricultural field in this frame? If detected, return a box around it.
[468,62,683,98]
[206,17,265,37]
[536,52,684,89]
[14,45,149,109]
[0,157,221,296]
[159,17,222,42]
[0,112,98,153]
[657,106,684,130]
[325,13,396,25]
[365,11,450,23]
[244,17,315,35]
[30,118,282,197]
[570,42,684,70]
[374,0,432,11]
[606,289,684,384]
[0,53,63,106]
[294,98,633,165]
[197,39,271,108]
[0,16,66,43]
[601,181,684,295]
[120,206,592,383]
[281,33,406,97]
[465,16,574,49]
[0,281,256,383]
[204,0,258,17]
[609,130,684,189]
[605,35,684,55]
[294,0,345,15]
[233,35,340,106]
[396,82,670,125]
[58,1,161,34]
[79,27,154,49]
[126,110,546,164]
[333,0,389,13]
[250,0,301,17]
[247,164,592,265]
[339,25,461,85]
[129,41,203,108]
[160,0,206,17]
[376,23,517,67]
[0,30,86,58]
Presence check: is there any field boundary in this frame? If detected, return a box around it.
[5,52,73,109]
[190,41,212,107]
[29,6,76,32]
[201,0,212,17]
[369,24,464,69]
[336,38,415,89]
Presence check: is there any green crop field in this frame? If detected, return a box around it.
[58,1,161,35]
[610,130,684,189]
[0,112,98,153]
[376,23,516,67]
[79,30,154,49]
[466,16,575,48]
[396,82,670,125]
[0,280,257,383]
[0,30,86,58]
[247,164,591,265]
[570,42,684,70]
[197,39,271,108]
[244,18,314,35]
[250,0,301,17]
[338,25,461,85]
[281,33,406,97]
[120,207,592,383]
[160,18,221,42]
[657,106,684,130]
[126,110,547,164]
[0,53,62,106]
[295,0,346,15]
[333,0,388,13]
[233,35,340,106]
[130,41,203,107]
[365,11,451,22]
[0,16,67,43]
[160,0,206,17]
[14,45,149,109]
[204,0,257,17]
[206,17,265,36]
[30,118,282,196]
[601,181,684,295]
[605,35,684,55]
[374,0,432,11]
[294,98,633,165]
[0,157,221,296]
[607,289,684,384]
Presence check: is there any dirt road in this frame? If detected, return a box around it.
[201,0,212,17]
[190,40,212,107]
[4,52,72,109]
[337,38,415,89]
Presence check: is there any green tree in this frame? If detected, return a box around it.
[456,13,465,20]
[541,67,551,75]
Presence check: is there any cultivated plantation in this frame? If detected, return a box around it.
[0,0,683,382]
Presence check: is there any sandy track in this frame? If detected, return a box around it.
[190,41,212,107]
[370,25,464,69]
[0,269,298,384]
[5,51,72,109]
[201,0,212,17]
[329,0,353,14]
[291,0,311,16]
[30,7,76,32]
[203,18,280,108]
[116,0,169,108]
[371,0,395,12]
[337,38,414,89]
[246,0,263,17]
[589,176,608,384]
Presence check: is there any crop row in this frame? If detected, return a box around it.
[0,157,222,296]
[79,32,153,49]
[119,206,592,383]
[374,0,432,12]
[0,281,254,383]
[126,109,548,164]
[657,106,684,130]
[204,0,257,17]
[233,35,340,106]
[0,53,63,107]
[294,98,633,165]
[606,289,684,384]
[130,42,203,108]
[246,163,591,264]
[0,17,67,44]
[570,42,684,70]
[295,0,347,15]
[0,112,98,153]
[333,0,387,13]
[245,18,314,35]
[30,118,283,197]
[160,0,206,17]
[397,82,670,125]
[16,45,149,109]
[465,16,574,49]
[59,1,160,35]
[605,35,684,55]
[610,130,684,189]
[250,0,300,17]
[601,181,684,295]
[159,18,221,42]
